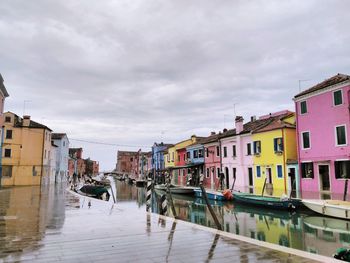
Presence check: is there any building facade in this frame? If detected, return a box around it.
[294,74,350,199]
[52,133,69,182]
[1,112,54,186]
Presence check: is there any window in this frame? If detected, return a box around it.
[333,90,343,106]
[130,157,133,162]
[186,152,191,159]
[216,146,220,157]
[277,165,283,178]
[172,152,174,162]
[193,150,198,158]
[178,155,180,162]
[253,141,261,155]
[183,154,186,161]
[232,168,236,179]
[217,168,220,178]
[223,147,227,157]
[63,141,66,147]
[302,132,310,149]
[300,101,307,114]
[335,160,350,179]
[301,162,314,178]
[336,125,347,146]
[206,148,209,157]
[2,165,12,177]
[206,168,210,178]
[232,145,236,157]
[247,143,252,155]
[273,138,284,152]
[5,130,12,139]
[256,166,261,177]
[5,116,11,122]
[198,149,203,158]
[4,149,11,158]
[32,166,37,176]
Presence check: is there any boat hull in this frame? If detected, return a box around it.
[233,191,301,210]
[154,185,195,195]
[194,189,226,201]
[302,199,350,220]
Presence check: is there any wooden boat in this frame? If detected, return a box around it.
[232,190,302,210]
[154,184,195,195]
[78,185,110,201]
[304,216,350,234]
[193,188,226,201]
[302,199,350,219]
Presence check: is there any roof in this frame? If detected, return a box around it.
[52,133,67,140]
[5,111,52,131]
[295,73,350,98]
[0,74,9,97]
[201,133,222,145]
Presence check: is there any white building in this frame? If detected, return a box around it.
[52,133,69,182]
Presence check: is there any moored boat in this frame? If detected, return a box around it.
[302,199,350,220]
[154,184,195,195]
[78,185,111,201]
[232,190,301,210]
[304,216,350,233]
[194,188,226,201]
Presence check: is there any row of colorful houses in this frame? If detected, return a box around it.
[0,74,99,186]
[142,73,349,199]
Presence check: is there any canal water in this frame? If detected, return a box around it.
[112,179,350,258]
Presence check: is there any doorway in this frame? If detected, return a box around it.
[225,167,230,189]
[266,167,272,184]
[288,168,296,191]
[248,168,253,187]
[319,165,330,191]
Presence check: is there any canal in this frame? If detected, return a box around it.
[112,179,350,259]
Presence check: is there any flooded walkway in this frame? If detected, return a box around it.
[0,184,337,262]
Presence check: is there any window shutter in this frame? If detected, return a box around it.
[273,139,277,152]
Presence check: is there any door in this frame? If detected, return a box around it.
[248,167,253,187]
[319,165,330,191]
[225,167,230,189]
[266,168,272,184]
[288,168,296,196]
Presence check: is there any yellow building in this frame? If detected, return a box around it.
[252,112,297,197]
[1,112,53,186]
[164,146,176,169]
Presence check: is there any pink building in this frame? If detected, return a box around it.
[203,132,222,189]
[294,74,350,199]
[220,116,274,192]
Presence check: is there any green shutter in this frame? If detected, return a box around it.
[334,90,343,106]
[300,101,307,114]
[336,126,346,145]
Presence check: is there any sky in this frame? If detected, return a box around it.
[0,0,349,171]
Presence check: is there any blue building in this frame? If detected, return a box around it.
[186,142,205,185]
[152,142,173,173]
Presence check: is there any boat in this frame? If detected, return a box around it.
[302,199,350,219]
[154,184,195,195]
[193,188,226,201]
[232,190,302,210]
[78,185,110,201]
[304,216,350,234]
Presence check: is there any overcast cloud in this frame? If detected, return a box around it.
[0,0,349,170]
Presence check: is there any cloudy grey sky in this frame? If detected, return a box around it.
[1,0,349,170]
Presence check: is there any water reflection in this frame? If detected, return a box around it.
[114,180,350,258]
[0,184,66,261]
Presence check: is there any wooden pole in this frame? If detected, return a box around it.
[166,172,177,218]
[231,177,236,191]
[200,185,222,230]
[343,179,349,201]
[261,177,267,196]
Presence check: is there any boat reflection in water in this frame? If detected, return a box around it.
[114,181,350,258]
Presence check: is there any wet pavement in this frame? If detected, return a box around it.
[0,183,336,262]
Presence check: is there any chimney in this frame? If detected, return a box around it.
[23,115,30,127]
[191,134,196,143]
[210,131,216,136]
[235,116,244,134]
[223,128,228,133]
[250,115,256,122]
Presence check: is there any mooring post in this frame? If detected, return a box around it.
[231,177,236,191]
[344,179,349,201]
[199,174,222,230]
[261,177,267,196]
[160,194,168,216]
[109,183,116,204]
[146,178,153,212]
[165,172,177,218]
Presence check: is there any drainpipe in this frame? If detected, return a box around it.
[282,128,287,195]
[295,101,302,196]
[40,130,46,186]
[0,125,4,187]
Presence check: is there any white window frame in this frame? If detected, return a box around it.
[335,124,347,146]
[300,100,308,115]
[301,131,311,150]
[276,164,283,179]
[333,89,343,106]
[223,146,227,158]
